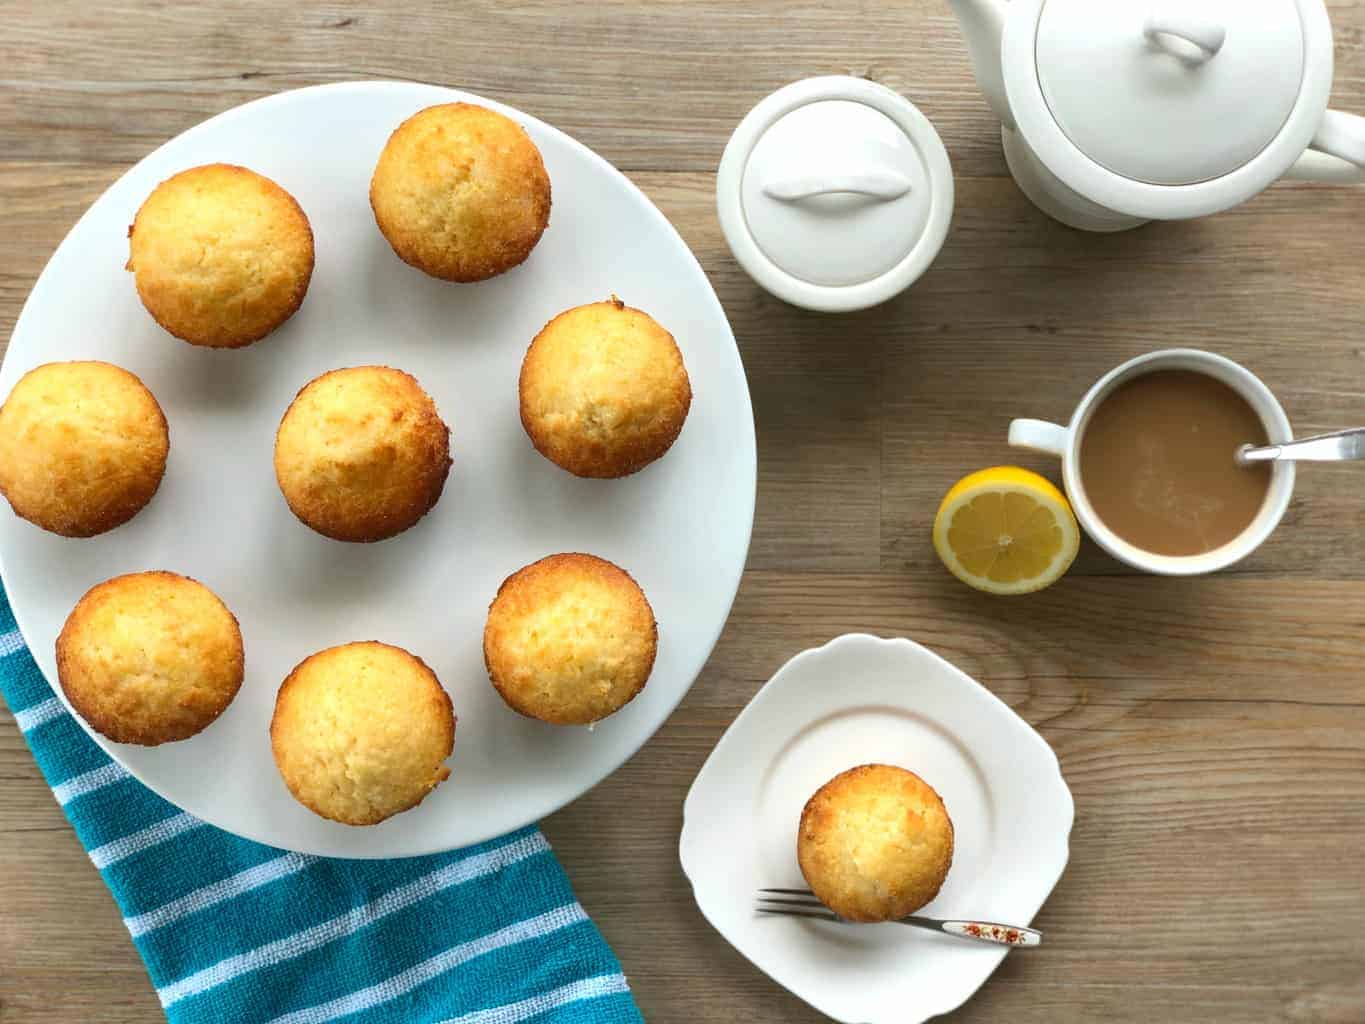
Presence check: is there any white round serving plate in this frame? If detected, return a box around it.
[0,81,756,858]
[680,634,1073,1024]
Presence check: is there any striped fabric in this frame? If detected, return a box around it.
[0,588,642,1024]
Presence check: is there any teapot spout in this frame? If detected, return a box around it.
[948,0,1014,129]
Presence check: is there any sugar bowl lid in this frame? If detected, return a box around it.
[1003,0,1336,219]
[717,77,954,312]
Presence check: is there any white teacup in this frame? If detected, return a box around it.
[1008,349,1295,576]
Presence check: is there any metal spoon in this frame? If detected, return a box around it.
[1237,427,1365,466]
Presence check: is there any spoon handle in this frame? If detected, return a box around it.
[1238,428,1365,465]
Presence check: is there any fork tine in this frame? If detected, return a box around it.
[755,906,841,923]
[758,887,814,896]
[756,896,828,910]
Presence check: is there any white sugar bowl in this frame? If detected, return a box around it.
[717,76,955,313]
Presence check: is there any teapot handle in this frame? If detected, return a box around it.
[1310,110,1365,169]
[1286,110,1365,183]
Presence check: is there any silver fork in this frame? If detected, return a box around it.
[757,888,1042,947]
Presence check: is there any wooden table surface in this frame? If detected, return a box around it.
[4,3,1365,1021]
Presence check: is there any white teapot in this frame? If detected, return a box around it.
[949,0,1365,231]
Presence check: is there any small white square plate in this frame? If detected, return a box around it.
[680,633,1073,1023]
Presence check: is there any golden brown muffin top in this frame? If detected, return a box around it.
[270,641,455,826]
[273,366,452,543]
[369,103,551,282]
[798,764,955,922]
[519,297,691,478]
[0,361,169,538]
[127,162,314,348]
[56,571,243,746]
[483,553,657,725]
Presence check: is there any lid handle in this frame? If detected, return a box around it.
[1143,10,1227,64]
[763,171,912,202]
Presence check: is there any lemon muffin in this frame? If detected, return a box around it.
[483,553,656,725]
[370,103,551,282]
[0,361,169,537]
[519,298,691,478]
[56,571,243,745]
[126,163,314,347]
[274,366,452,542]
[270,641,455,826]
[798,764,955,923]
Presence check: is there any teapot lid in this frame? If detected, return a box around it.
[1003,0,1335,218]
[716,77,953,312]
[1037,0,1304,186]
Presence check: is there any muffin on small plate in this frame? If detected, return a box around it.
[798,764,955,922]
[126,163,314,348]
[483,553,656,725]
[56,571,243,745]
[271,641,455,826]
[274,366,452,542]
[0,361,169,537]
[519,297,691,478]
[370,103,551,282]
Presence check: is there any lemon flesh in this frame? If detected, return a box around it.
[933,467,1080,595]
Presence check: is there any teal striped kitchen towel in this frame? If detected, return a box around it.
[0,586,642,1024]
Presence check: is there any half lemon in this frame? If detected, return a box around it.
[932,467,1080,595]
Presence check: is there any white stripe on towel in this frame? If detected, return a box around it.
[125,851,319,938]
[439,973,631,1024]
[53,761,130,805]
[89,811,204,870]
[0,628,26,656]
[13,696,64,732]
[265,903,589,1024]
[159,830,551,1008]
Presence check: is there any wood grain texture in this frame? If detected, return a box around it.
[3,1,1365,1021]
